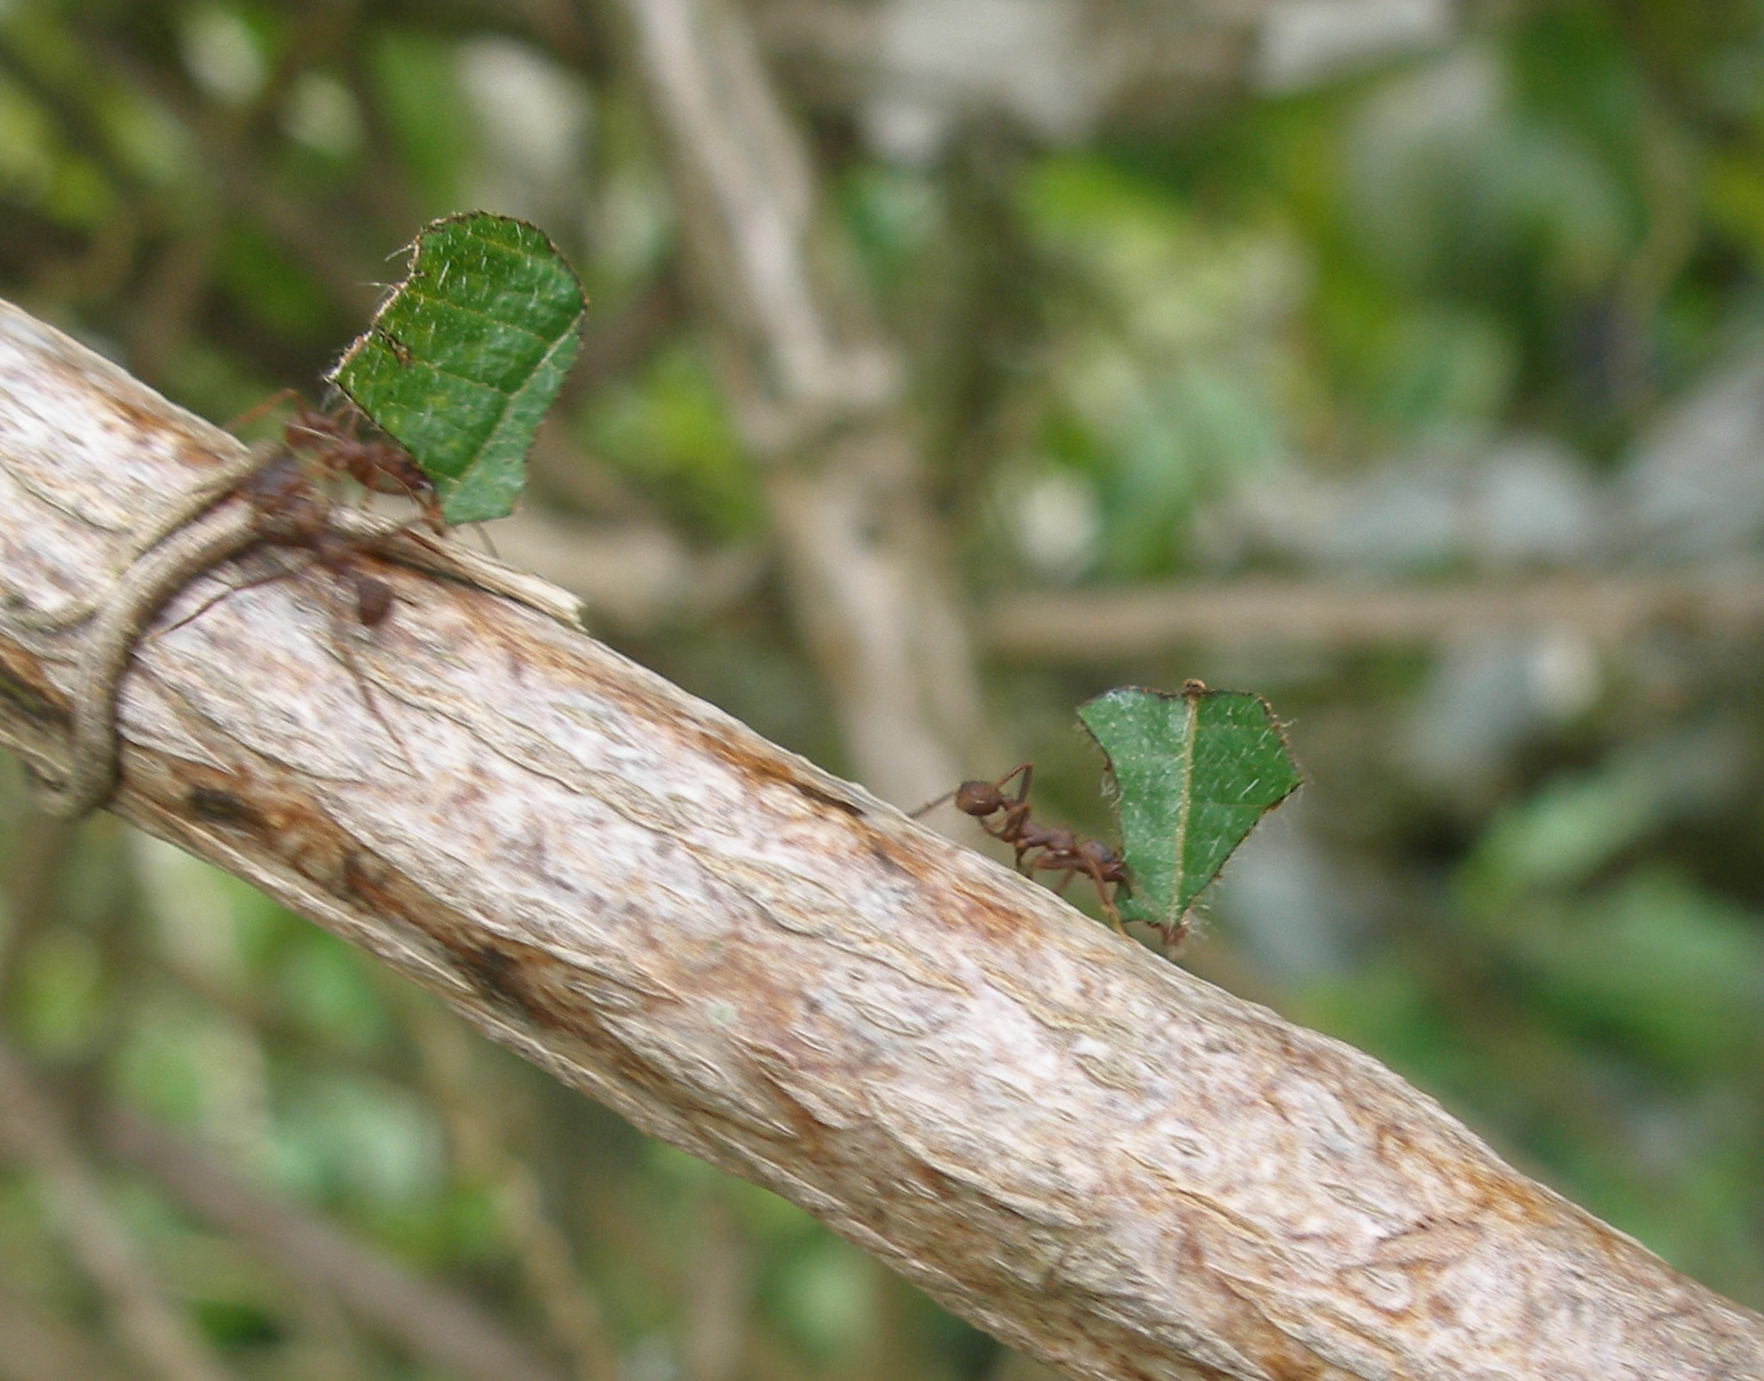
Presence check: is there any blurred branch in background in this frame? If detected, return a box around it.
[754,0,1457,150]
[396,987,620,1381]
[0,1042,234,1381]
[985,570,1764,658]
[100,1107,570,1381]
[492,506,765,630]
[0,1282,133,1381]
[603,0,991,806]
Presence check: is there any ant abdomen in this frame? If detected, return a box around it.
[353,575,394,627]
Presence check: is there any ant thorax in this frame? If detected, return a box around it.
[232,391,444,533]
[914,762,1127,931]
[285,401,444,532]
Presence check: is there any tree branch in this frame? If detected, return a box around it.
[749,0,1455,141]
[0,1043,232,1381]
[98,1105,569,1381]
[983,574,1764,658]
[0,1282,132,1381]
[1,297,1760,1381]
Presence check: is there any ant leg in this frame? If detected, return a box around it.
[224,387,300,434]
[997,762,1032,803]
[908,787,959,820]
[145,548,413,775]
[150,552,310,640]
[979,799,1033,847]
[989,765,1036,859]
[312,566,419,778]
[1084,861,1126,934]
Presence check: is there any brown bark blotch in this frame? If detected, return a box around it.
[185,783,266,830]
[0,640,61,722]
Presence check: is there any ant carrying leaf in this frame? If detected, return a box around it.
[152,445,419,775]
[1079,682,1303,956]
[914,764,1131,931]
[232,391,445,534]
[330,212,586,528]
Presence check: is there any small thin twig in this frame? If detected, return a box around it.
[100,1107,568,1381]
[7,444,275,633]
[24,473,271,816]
[0,1042,234,1381]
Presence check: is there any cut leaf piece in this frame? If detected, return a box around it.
[1078,682,1301,931]
[331,213,586,525]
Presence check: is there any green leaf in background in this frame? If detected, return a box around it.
[330,213,585,525]
[1079,683,1301,932]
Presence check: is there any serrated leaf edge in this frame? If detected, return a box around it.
[327,212,587,525]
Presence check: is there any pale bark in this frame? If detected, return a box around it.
[1,298,1760,1381]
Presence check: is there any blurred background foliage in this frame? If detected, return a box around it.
[1,0,1763,1378]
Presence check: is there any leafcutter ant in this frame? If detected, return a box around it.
[238,450,398,627]
[282,398,445,534]
[229,391,445,534]
[915,763,1130,930]
[156,446,418,774]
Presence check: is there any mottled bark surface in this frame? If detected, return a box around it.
[2,299,1760,1381]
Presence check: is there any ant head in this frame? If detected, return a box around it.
[286,400,346,443]
[953,780,1004,816]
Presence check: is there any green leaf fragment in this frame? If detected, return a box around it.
[1078,684,1302,929]
[330,213,586,525]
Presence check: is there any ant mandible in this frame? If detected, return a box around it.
[915,764,1130,931]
